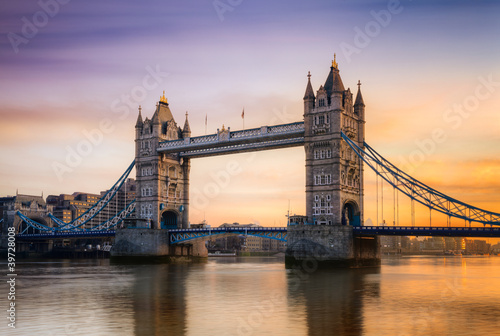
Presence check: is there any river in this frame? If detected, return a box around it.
[3,256,500,335]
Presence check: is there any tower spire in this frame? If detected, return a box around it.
[135,105,143,128]
[160,90,168,104]
[182,111,191,137]
[303,71,315,100]
[332,53,338,69]
[354,80,365,106]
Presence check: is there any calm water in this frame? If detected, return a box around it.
[3,256,500,336]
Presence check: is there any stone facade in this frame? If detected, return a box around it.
[303,57,365,226]
[134,93,191,229]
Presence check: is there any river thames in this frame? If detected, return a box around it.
[4,255,500,335]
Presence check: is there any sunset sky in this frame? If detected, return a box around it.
[1,0,499,227]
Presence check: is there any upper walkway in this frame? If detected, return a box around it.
[157,122,305,158]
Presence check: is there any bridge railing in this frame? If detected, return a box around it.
[168,226,287,244]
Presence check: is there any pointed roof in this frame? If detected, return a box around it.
[152,92,174,124]
[324,55,345,95]
[182,112,191,134]
[354,80,365,106]
[303,71,315,100]
[135,106,143,128]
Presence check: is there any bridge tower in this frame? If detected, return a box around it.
[286,57,379,267]
[134,93,190,230]
[304,55,365,226]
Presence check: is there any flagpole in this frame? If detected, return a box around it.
[242,107,245,130]
[205,114,207,134]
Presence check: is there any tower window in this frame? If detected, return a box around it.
[318,99,325,107]
[318,115,325,125]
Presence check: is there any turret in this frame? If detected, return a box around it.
[354,80,365,144]
[303,71,315,114]
[182,112,191,138]
[135,106,143,156]
[135,105,143,128]
[354,80,365,115]
[324,54,344,109]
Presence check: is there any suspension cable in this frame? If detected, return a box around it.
[393,185,396,226]
[381,175,384,225]
[397,188,399,226]
[376,170,379,226]
[429,207,432,227]
[340,132,500,226]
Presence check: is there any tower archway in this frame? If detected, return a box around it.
[342,201,360,227]
[161,210,178,229]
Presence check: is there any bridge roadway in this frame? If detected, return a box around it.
[16,226,500,242]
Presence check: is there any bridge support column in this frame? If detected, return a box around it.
[110,228,207,261]
[285,226,380,268]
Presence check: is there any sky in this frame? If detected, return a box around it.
[1,0,499,227]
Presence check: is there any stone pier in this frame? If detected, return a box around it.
[285,225,380,268]
[111,228,208,261]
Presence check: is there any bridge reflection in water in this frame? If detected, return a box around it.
[128,257,381,336]
[8,257,500,335]
[287,267,380,336]
[130,263,187,335]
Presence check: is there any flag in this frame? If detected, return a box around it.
[241,108,245,119]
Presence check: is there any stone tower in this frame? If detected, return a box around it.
[286,57,378,268]
[304,55,365,226]
[134,92,191,229]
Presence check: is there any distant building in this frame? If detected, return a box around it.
[208,222,286,253]
[464,239,490,254]
[46,178,136,229]
[0,193,53,248]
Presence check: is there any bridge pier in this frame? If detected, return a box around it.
[110,228,207,261]
[285,226,380,268]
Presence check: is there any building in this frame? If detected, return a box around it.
[46,178,136,229]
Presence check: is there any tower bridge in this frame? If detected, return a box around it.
[10,56,500,266]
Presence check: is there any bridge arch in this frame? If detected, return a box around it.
[161,210,179,229]
[342,200,360,227]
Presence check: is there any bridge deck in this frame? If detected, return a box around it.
[16,226,500,241]
[355,226,500,237]
[16,230,116,240]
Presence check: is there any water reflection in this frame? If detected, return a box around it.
[130,264,188,335]
[7,256,500,335]
[288,267,380,336]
